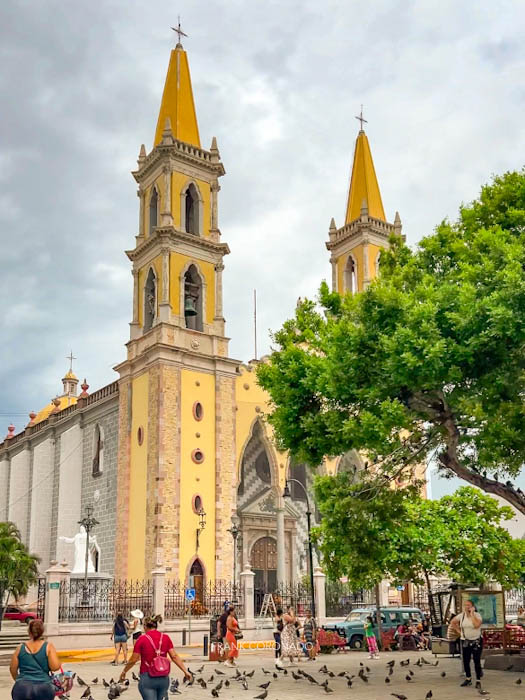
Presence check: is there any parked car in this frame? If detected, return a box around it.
[323,606,424,649]
[3,605,37,624]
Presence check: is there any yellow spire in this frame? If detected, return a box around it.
[154,45,201,148]
[345,129,385,223]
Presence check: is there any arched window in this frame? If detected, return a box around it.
[149,187,158,234]
[289,459,308,501]
[92,424,104,476]
[238,421,272,497]
[184,184,199,235]
[144,267,156,332]
[375,251,381,278]
[344,255,357,294]
[184,264,203,332]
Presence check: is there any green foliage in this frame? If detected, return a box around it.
[257,169,525,512]
[313,480,525,590]
[0,522,40,606]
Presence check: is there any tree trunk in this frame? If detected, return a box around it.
[375,583,383,650]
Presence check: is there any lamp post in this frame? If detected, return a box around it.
[196,508,207,551]
[283,479,316,620]
[227,516,242,593]
[78,505,99,605]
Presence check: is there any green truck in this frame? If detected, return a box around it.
[323,606,424,649]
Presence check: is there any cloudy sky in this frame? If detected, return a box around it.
[1,1,525,496]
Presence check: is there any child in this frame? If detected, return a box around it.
[364,615,379,659]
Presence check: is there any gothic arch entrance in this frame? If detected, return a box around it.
[189,558,204,605]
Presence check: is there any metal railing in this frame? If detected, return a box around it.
[58,579,153,622]
[164,580,244,619]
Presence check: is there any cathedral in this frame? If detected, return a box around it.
[0,40,401,594]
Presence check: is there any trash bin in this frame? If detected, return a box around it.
[209,614,221,661]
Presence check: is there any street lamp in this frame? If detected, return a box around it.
[196,508,207,551]
[227,516,241,585]
[283,479,316,620]
[78,505,99,605]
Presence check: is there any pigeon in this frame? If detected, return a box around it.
[209,675,215,682]
[81,688,91,699]
[196,665,204,673]
[405,674,413,682]
[385,677,391,684]
[432,660,439,666]
[505,664,514,671]
[198,679,207,689]
[283,669,288,676]
[216,669,225,675]
[409,670,415,676]
[365,666,371,673]
[441,671,446,677]
[400,659,410,667]
[421,657,431,665]
[253,691,268,700]
[323,685,333,693]
[386,660,396,668]
[214,681,223,692]
[337,671,346,678]
[242,680,249,691]
[388,666,394,676]
[347,679,353,688]
[327,671,335,678]
[170,679,179,691]
[103,679,110,688]
[78,677,88,687]
[225,681,230,688]
[211,690,219,698]
[262,669,272,676]
[415,659,423,667]
[320,680,329,688]
[91,678,99,685]
[391,694,408,700]
[319,665,328,674]
[246,671,255,678]
[292,672,301,681]
[425,692,433,699]
[273,673,278,679]
[258,682,271,689]
[516,679,522,685]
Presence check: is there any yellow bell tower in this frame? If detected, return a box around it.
[114,37,238,583]
[326,119,402,292]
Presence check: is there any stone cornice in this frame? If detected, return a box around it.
[132,140,225,184]
[126,226,230,262]
[326,216,394,251]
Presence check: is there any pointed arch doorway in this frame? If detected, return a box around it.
[251,536,277,591]
[189,558,204,606]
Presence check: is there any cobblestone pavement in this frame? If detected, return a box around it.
[1,649,523,699]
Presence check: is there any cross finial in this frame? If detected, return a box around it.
[355,105,368,131]
[66,350,76,372]
[171,16,188,47]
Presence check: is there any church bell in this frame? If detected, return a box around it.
[184,296,198,316]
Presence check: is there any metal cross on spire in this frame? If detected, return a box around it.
[66,350,76,373]
[355,105,368,131]
[171,16,188,46]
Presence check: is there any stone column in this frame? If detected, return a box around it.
[130,268,140,339]
[152,567,166,625]
[138,188,145,239]
[313,567,326,624]
[276,506,286,585]
[45,562,70,636]
[161,168,173,226]
[210,181,220,233]
[158,247,171,322]
[214,262,224,319]
[330,257,338,293]
[362,235,370,289]
[240,564,255,630]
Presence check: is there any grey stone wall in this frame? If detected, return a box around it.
[80,399,119,576]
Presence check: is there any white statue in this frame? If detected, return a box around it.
[59,526,99,574]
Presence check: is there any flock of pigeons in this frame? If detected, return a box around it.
[69,654,521,699]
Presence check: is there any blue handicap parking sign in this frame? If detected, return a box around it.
[185,587,196,601]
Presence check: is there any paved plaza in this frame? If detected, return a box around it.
[1,648,523,700]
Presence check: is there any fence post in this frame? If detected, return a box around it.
[45,561,70,636]
[151,568,166,623]
[240,563,255,629]
[313,567,326,625]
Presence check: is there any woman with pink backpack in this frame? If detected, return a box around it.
[119,614,191,700]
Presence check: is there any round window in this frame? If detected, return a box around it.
[191,449,205,464]
[193,401,203,421]
[137,426,144,446]
[193,495,203,513]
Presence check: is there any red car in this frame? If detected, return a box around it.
[3,605,37,624]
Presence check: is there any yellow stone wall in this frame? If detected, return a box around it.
[127,371,149,579]
[143,174,211,238]
[179,369,216,580]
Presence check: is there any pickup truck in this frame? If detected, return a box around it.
[323,606,424,649]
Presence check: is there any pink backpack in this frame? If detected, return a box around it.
[144,633,171,677]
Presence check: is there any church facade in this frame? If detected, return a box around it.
[0,42,400,591]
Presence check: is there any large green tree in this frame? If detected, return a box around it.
[313,479,525,591]
[0,522,40,624]
[258,169,525,514]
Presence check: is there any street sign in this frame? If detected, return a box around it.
[48,582,60,590]
[396,585,405,591]
[185,587,196,602]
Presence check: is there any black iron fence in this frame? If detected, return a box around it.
[164,580,244,619]
[325,580,375,617]
[506,588,525,617]
[254,582,313,616]
[37,578,46,621]
[58,579,153,622]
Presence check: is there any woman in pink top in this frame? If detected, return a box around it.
[120,615,191,700]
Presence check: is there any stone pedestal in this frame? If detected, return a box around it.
[240,564,255,629]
